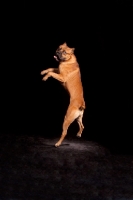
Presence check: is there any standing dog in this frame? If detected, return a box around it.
[41,43,85,147]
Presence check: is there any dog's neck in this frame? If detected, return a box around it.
[60,54,77,64]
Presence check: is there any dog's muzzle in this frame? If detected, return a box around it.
[55,51,64,61]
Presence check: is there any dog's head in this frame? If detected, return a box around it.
[54,43,75,62]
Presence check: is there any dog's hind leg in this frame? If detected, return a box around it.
[55,105,80,147]
[76,112,84,138]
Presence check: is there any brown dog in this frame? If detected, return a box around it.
[41,43,85,147]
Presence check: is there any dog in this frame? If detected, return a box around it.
[41,43,85,147]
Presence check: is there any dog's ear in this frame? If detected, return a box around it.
[63,42,67,46]
[71,48,75,53]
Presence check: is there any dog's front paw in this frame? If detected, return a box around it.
[40,70,47,75]
[42,74,50,81]
[42,76,48,81]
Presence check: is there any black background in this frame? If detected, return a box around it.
[1,0,132,154]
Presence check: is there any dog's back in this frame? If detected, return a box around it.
[59,58,85,110]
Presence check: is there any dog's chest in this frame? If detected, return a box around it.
[59,65,68,74]
[59,64,76,77]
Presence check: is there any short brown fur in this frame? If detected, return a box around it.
[41,43,85,147]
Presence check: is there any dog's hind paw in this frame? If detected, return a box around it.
[55,142,61,147]
[55,144,59,147]
[76,133,81,138]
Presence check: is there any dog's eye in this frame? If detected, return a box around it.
[57,47,62,52]
[63,51,66,54]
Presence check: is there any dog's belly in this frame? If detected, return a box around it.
[64,78,85,110]
[66,77,84,98]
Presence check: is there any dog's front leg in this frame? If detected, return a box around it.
[41,68,59,75]
[42,72,65,82]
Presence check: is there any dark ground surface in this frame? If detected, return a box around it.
[0,133,133,200]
